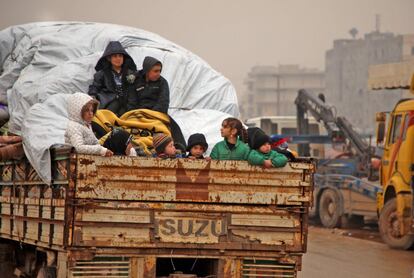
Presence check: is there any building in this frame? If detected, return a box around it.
[241,65,325,119]
[325,31,414,133]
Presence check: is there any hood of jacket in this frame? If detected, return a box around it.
[67,92,96,124]
[95,41,137,72]
[141,56,162,76]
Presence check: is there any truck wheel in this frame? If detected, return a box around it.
[379,198,414,250]
[318,189,342,228]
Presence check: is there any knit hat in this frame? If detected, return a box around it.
[152,133,173,154]
[247,127,270,150]
[103,128,132,155]
[270,134,289,149]
[186,133,208,152]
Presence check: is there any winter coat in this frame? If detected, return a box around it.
[210,138,250,161]
[65,93,108,156]
[127,56,170,114]
[88,41,137,116]
[248,149,288,168]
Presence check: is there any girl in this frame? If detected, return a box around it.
[210,118,250,160]
[65,92,113,157]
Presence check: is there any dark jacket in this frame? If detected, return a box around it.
[127,56,170,114]
[88,41,137,116]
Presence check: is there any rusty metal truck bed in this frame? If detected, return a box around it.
[0,147,314,277]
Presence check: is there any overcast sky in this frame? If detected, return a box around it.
[1,0,413,95]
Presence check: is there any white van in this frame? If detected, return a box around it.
[245,116,327,158]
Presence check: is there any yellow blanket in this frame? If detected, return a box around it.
[93,109,171,154]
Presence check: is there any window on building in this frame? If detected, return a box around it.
[281,127,297,135]
[411,47,414,56]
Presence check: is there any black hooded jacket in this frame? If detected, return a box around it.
[127,56,170,114]
[88,41,137,116]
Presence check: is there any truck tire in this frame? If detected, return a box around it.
[318,189,342,228]
[379,198,414,250]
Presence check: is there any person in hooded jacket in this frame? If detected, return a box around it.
[127,56,169,114]
[88,41,137,116]
[65,92,113,157]
[102,128,137,156]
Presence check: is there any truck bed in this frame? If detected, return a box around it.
[0,147,315,277]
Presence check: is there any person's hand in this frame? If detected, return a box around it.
[187,155,196,160]
[263,160,273,168]
[205,157,212,161]
[105,150,114,157]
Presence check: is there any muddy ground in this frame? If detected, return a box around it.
[299,226,414,278]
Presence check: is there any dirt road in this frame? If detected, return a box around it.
[299,226,414,278]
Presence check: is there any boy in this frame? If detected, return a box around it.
[128,56,169,114]
[247,127,287,168]
[186,133,209,159]
[152,133,181,158]
[88,41,137,117]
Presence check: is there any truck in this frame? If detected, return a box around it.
[369,61,414,249]
[294,89,381,229]
[0,145,315,277]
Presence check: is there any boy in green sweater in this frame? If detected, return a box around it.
[247,127,288,168]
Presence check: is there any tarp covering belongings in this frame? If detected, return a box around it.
[0,22,239,183]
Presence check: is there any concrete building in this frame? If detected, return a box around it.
[325,31,414,133]
[242,65,325,119]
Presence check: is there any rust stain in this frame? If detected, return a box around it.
[77,185,96,194]
[79,158,94,165]
[73,228,83,245]
[175,160,210,201]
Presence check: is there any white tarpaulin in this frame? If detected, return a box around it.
[0,22,239,183]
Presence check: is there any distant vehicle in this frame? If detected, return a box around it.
[245,115,326,158]
[295,89,381,230]
[369,61,414,249]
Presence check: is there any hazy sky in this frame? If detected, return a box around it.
[1,0,414,95]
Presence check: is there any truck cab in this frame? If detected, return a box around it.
[376,99,414,249]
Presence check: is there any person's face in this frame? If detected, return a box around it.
[220,121,236,139]
[259,142,271,154]
[147,64,162,81]
[164,141,176,156]
[126,142,133,155]
[110,54,124,68]
[82,104,95,123]
[190,145,205,158]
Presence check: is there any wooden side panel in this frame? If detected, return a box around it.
[342,189,378,216]
[72,202,305,253]
[75,156,314,206]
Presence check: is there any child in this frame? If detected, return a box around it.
[247,127,288,168]
[152,133,181,158]
[88,41,137,117]
[65,92,113,157]
[102,128,137,156]
[186,133,209,159]
[128,56,169,114]
[210,117,250,160]
[271,134,297,161]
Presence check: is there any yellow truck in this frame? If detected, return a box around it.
[0,146,314,277]
[369,61,414,249]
